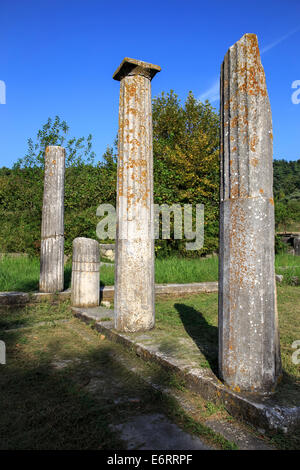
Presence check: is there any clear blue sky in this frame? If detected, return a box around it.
[1,0,299,167]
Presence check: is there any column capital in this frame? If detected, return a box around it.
[113,57,161,82]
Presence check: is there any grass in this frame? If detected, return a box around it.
[0,286,299,449]
[1,254,218,292]
[155,256,218,283]
[0,253,299,292]
[0,300,239,450]
[275,253,300,285]
[99,255,219,285]
[154,286,300,407]
[155,286,300,449]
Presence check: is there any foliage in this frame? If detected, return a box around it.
[13,116,96,169]
[0,98,299,258]
[152,91,220,256]
[274,159,300,231]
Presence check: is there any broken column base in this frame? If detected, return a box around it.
[72,306,300,434]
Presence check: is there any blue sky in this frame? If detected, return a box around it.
[0,0,299,167]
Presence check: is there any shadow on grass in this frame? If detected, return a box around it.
[0,316,154,449]
[175,304,300,408]
[174,303,218,376]
[9,279,39,292]
[64,264,72,289]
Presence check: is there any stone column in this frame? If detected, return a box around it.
[113,58,161,332]
[71,237,100,307]
[39,146,65,293]
[218,34,282,393]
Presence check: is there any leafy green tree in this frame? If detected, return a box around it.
[152,91,220,256]
[13,116,95,169]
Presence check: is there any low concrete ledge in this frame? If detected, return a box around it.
[100,282,219,301]
[72,306,300,434]
[0,289,72,306]
[0,282,218,306]
[0,291,31,306]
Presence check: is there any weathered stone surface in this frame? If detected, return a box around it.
[110,413,210,450]
[0,291,30,306]
[218,34,282,393]
[73,305,300,434]
[71,237,100,308]
[99,243,115,261]
[39,146,65,293]
[113,58,161,332]
[294,237,300,256]
[0,282,218,306]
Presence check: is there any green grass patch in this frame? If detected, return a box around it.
[1,253,299,292]
[0,286,299,449]
[0,300,73,330]
[0,308,236,450]
[275,253,300,285]
[0,255,219,291]
[155,286,300,407]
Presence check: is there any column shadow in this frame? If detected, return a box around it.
[174,303,218,376]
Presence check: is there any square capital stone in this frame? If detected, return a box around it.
[113,57,161,82]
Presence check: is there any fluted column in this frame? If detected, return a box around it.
[113,58,161,332]
[71,237,100,307]
[218,34,282,393]
[39,146,65,293]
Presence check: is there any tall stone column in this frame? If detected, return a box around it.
[218,34,282,393]
[71,237,100,307]
[39,146,65,293]
[113,58,161,332]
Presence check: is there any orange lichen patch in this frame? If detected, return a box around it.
[229,159,233,166]
[52,160,56,165]
[230,182,239,198]
[237,69,267,96]
[233,385,241,393]
[250,135,258,152]
[269,131,273,140]
[247,34,260,54]
[129,138,141,147]
[224,98,232,111]
[128,107,137,115]
[230,116,238,128]
[234,36,267,97]
[232,146,237,152]
[127,84,137,97]
[139,125,146,136]
[229,201,250,287]
[259,188,264,194]
[269,198,274,205]
[250,157,259,167]
[230,136,235,141]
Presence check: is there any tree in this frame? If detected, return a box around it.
[13,115,96,169]
[152,91,220,255]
